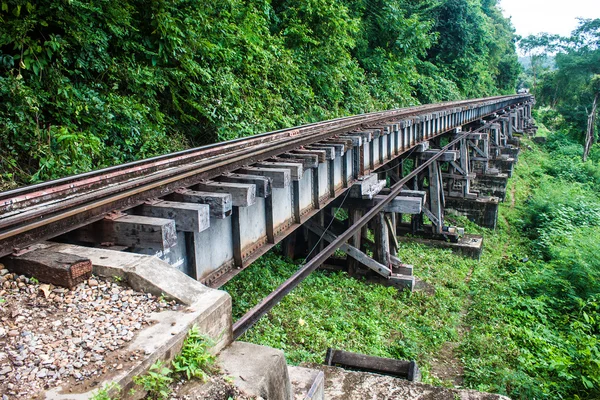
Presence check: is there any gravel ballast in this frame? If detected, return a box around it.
[0,267,178,399]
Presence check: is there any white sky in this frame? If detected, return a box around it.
[500,0,600,37]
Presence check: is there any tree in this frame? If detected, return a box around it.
[519,33,560,91]
[525,19,600,153]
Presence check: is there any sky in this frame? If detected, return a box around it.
[500,0,600,38]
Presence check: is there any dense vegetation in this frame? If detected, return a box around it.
[520,19,600,151]
[225,127,600,398]
[0,0,519,189]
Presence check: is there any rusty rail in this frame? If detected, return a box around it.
[0,95,530,258]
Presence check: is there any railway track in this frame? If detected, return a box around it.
[0,95,529,258]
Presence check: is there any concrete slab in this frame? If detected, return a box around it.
[218,341,292,400]
[445,196,499,230]
[288,366,325,400]
[308,364,510,400]
[38,243,232,400]
[472,174,509,201]
[397,234,484,260]
[173,376,253,399]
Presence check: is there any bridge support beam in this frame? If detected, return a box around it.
[471,173,509,201]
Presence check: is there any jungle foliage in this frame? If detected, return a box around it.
[520,19,600,148]
[224,131,600,399]
[0,0,519,188]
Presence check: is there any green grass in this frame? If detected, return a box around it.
[223,135,600,399]
[224,249,471,383]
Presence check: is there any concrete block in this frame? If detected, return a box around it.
[472,174,509,201]
[445,196,499,230]
[41,243,232,400]
[389,274,415,291]
[288,366,325,400]
[219,341,292,400]
[309,364,510,400]
[397,234,484,260]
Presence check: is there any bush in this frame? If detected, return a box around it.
[0,0,519,187]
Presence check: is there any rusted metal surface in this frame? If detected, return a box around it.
[0,95,531,257]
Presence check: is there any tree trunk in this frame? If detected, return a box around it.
[583,93,598,162]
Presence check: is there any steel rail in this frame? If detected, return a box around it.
[232,119,495,339]
[0,105,441,212]
[1,95,522,214]
[0,95,529,257]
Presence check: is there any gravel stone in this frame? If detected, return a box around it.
[0,274,177,398]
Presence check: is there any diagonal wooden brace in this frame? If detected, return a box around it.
[305,220,392,278]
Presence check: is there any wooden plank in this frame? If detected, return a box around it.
[374,195,423,214]
[195,181,256,207]
[354,131,373,142]
[325,139,351,152]
[279,153,319,169]
[254,161,303,181]
[397,189,426,200]
[325,349,420,381]
[418,149,459,162]
[184,232,197,279]
[73,214,178,250]
[427,161,443,232]
[390,255,413,276]
[291,149,327,163]
[232,206,242,267]
[385,215,399,252]
[341,134,362,146]
[312,166,320,209]
[293,181,301,223]
[328,159,335,197]
[347,208,363,275]
[139,201,210,232]
[305,220,391,278]
[265,195,275,243]
[349,174,386,199]
[466,132,488,140]
[3,248,92,288]
[374,212,390,267]
[318,142,345,156]
[306,145,335,159]
[172,190,232,219]
[238,166,290,189]
[218,173,272,198]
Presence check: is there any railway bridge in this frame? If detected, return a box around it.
[0,94,534,398]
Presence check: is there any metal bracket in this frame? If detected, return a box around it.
[12,247,34,256]
[103,211,126,221]
[143,198,163,205]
